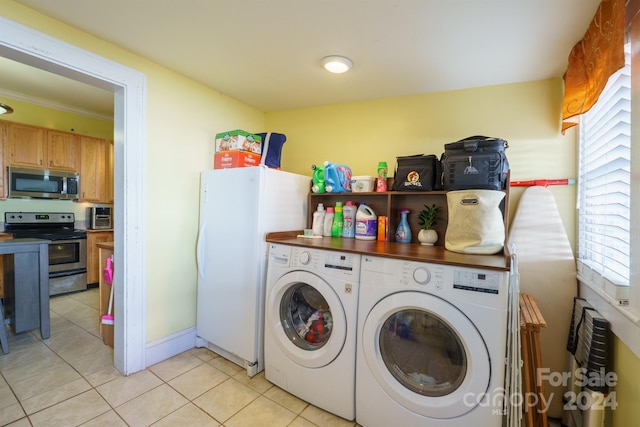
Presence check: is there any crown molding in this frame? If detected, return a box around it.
[0,87,113,121]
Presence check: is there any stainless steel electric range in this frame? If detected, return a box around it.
[4,212,87,296]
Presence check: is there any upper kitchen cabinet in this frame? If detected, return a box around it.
[5,122,79,172]
[5,122,46,169]
[0,121,5,196]
[47,130,80,171]
[105,140,114,203]
[79,135,107,202]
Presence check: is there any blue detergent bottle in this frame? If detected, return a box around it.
[395,208,412,243]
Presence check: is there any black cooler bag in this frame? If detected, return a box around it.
[441,136,509,191]
[391,154,441,191]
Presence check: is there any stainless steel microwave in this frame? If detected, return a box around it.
[7,166,80,200]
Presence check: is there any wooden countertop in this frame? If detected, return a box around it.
[96,241,114,250]
[266,231,510,271]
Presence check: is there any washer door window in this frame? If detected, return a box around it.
[282,283,332,350]
[266,271,347,368]
[362,292,490,419]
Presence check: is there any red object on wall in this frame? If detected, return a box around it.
[510,178,575,187]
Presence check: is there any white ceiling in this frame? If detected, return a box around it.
[1,0,600,117]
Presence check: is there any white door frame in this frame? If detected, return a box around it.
[0,16,147,375]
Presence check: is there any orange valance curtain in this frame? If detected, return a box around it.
[561,0,625,134]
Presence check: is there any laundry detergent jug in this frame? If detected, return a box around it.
[355,203,377,240]
[311,164,326,193]
[324,161,352,193]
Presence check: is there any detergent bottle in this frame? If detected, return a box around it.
[342,201,357,238]
[311,164,326,193]
[332,201,343,237]
[312,203,326,236]
[324,161,352,193]
[355,203,377,240]
[323,207,334,237]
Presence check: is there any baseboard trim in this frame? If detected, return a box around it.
[145,327,196,367]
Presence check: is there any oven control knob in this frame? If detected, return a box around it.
[299,251,311,265]
[413,267,431,285]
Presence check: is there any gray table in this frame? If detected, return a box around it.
[0,238,50,354]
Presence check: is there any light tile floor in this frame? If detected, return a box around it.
[0,288,358,426]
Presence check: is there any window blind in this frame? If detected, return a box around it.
[578,44,631,300]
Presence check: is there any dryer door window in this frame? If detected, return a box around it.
[379,309,466,397]
[281,283,332,350]
[362,291,490,419]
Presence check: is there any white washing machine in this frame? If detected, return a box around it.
[356,255,510,427]
[264,243,361,420]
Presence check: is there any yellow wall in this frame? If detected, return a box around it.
[0,97,113,139]
[266,78,577,250]
[609,334,640,426]
[1,0,266,342]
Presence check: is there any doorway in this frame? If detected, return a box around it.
[0,16,146,375]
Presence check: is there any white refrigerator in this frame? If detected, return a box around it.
[195,166,309,376]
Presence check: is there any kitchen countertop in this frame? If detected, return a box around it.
[96,241,114,250]
[266,231,510,271]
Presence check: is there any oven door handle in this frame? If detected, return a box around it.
[49,268,87,278]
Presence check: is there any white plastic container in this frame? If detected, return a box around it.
[355,203,377,240]
[351,176,376,192]
[312,203,325,236]
[342,201,357,238]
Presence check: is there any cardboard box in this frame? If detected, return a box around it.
[215,130,262,155]
[214,150,261,169]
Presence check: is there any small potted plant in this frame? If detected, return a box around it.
[417,204,440,245]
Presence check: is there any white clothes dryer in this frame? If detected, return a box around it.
[356,255,510,427]
[264,243,361,420]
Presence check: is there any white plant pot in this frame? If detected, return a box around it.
[418,229,438,246]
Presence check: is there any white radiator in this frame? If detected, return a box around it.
[562,297,610,427]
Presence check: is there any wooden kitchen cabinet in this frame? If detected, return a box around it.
[0,233,13,301]
[4,122,79,172]
[79,135,107,202]
[5,122,46,169]
[87,231,114,285]
[105,140,114,203]
[0,121,6,196]
[46,130,79,171]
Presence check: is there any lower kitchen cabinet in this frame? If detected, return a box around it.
[86,231,113,285]
[0,233,13,300]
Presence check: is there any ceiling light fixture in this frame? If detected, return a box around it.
[322,55,353,74]
[0,103,13,115]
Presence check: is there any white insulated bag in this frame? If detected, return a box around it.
[445,189,505,255]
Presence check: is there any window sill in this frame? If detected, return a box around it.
[578,276,640,359]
